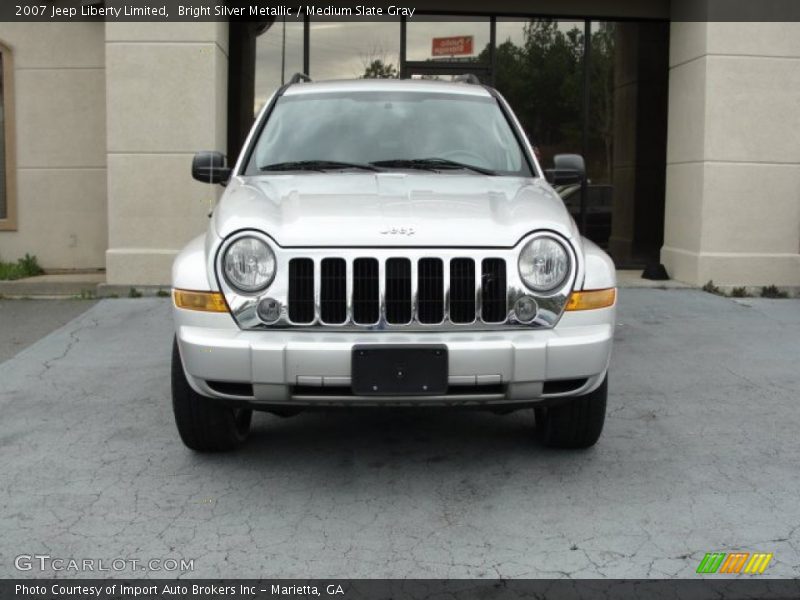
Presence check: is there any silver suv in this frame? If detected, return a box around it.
[171,77,616,451]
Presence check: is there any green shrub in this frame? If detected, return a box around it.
[731,287,749,298]
[0,253,45,280]
[128,287,142,298]
[760,285,788,299]
[702,280,723,295]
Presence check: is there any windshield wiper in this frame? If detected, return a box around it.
[370,158,497,176]
[260,160,381,172]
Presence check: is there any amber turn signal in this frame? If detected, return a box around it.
[565,288,616,311]
[173,289,229,313]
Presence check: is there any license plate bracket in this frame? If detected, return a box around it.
[351,345,448,396]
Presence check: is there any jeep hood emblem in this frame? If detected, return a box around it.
[380,226,415,236]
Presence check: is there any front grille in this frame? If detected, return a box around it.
[286,256,508,327]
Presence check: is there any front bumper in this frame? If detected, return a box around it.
[174,304,615,406]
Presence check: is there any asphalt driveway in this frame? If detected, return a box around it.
[0,290,798,578]
[0,299,97,363]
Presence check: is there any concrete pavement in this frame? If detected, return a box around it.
[0,272,105,298]
[0,290,798,578]
[0,299,97,363]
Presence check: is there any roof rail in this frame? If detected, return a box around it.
[289,73,312,84]
[453,74,482,85]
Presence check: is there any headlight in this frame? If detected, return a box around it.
[223,236,276,293]
[518,236,570,292]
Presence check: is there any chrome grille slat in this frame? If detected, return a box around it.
[475,256,483,323]
[344,257,353,324]
[442,256,452,324]
[410,257,419,323]
[377,256,387,323]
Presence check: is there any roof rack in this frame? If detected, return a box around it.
[288,73,312,84]
[453,74,482,85]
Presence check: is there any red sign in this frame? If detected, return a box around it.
[431,36,474,57]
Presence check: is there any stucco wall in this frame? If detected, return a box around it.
[104,22,228,285]
[0,22,107,270]
[662,22,800,287]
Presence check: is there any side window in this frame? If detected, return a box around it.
[0,42,15,230]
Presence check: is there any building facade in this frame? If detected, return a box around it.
[0,0,798,290]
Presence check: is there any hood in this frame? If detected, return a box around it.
[212,173,577,248]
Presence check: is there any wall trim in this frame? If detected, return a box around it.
[0,40,17,231]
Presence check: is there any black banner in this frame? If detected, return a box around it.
[3,0,800,22]
[3,580,800,600]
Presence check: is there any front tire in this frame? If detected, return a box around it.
[537,375,607,448]
[171,338,252,452]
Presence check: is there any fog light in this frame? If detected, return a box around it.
[514,295,538,323]
[257,297,282,323]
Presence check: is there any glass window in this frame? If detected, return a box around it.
[246,90,530,176]
[594,21,669,264]
[578,21,616,251]
[254,19,305,114]
[309,21,400,80]
[493,19,585,169]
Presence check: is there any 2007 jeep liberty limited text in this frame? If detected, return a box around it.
[171,77,616,452]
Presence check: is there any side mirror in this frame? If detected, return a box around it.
[545,153,586,185]
[192,151,231,184]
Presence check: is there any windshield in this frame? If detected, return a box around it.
[244,90,533,177]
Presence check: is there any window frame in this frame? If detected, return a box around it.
[0,41,17,231]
